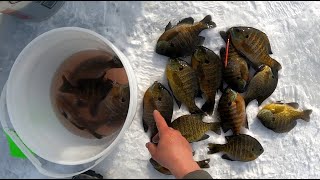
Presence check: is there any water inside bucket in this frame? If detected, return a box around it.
[51,49,130,139]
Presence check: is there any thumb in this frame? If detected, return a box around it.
[146,142,157,158]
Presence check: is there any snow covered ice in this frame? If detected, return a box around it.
[1,1,320,178]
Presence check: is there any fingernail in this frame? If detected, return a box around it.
[145,142,149,148]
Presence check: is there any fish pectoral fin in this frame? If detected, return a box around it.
[197,36,205,46]
[197,134,210,142]
[286,102,299,109]
[221,154,235,161]
[177,17,194,25]
[165,22,172,31]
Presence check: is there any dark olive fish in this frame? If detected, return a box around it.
[219,31,250,93]
[229,26,282,72]
[68,55,123,86]
[156,15,216,58]
[171,114,221,143]
[217,88,247,135]
[192,46,222,115]
[150,158,210,175]
[143,81,173,140]
[208,134,264,162]
[257,102,312,133]
[244,65,278,106]
[166,58,203,114]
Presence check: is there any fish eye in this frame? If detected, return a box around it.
[260,148,263,151]
[245,35,249,38]
[121,98,126,102]
[158,97,162,101]
[179,67,184,71]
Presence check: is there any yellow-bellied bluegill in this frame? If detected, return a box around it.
[150,158,210,175]
[257,102,312,133]
[166,58,203,114]
[218,88,247,135]
[171,114,221,143]
[191,46,222,115]
[156,15,216,58]
[143,81,173,140]
[229,26,282,72]
[219,31,249,93]
[208,134,264,162]
[244,65,278,106]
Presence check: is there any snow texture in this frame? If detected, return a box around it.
[1,1,320,179]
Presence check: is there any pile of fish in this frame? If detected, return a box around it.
[143,15,313,175]
[56,55,130,139]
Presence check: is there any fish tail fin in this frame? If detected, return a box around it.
[196,159,210,168]
[301,109,312,122]
[200,15,216,29]
[208,143,223,154]
[201,100,215,115]
[211,122,221,135]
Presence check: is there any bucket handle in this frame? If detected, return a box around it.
[0,83,105,178]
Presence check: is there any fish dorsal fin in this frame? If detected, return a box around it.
[165,22,172,31]
[286,102,299,109]
[177,17,194,25]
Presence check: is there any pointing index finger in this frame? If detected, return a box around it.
[153,110,168,134]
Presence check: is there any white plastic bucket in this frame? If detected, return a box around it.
[0,27,137,177]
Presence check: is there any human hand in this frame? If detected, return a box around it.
[146,110,200,178]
